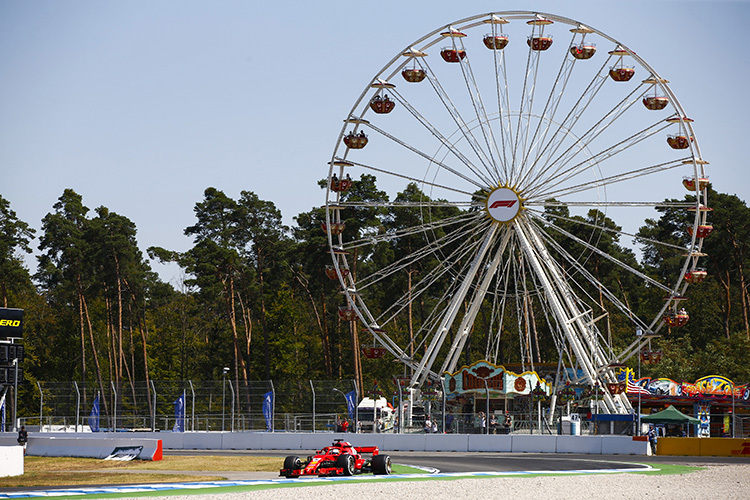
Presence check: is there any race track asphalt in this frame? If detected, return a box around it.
[163,448,750,473]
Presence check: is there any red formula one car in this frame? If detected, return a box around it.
[280,439,392,477]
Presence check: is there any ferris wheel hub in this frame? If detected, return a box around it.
[485,186,524,223]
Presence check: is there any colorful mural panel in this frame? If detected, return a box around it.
[444,360,551,396]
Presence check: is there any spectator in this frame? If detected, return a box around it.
[504,411,512,434]
[648,425,658,454]
[17,425,28,455]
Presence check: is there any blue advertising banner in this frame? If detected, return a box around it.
[345,390,356,419]
[88,394,100,432]
[262,391,273,431]
[173,392,185,432]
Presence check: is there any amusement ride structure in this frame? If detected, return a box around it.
[324,12,709,414]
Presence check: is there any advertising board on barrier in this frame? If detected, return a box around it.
[0,308,23,338]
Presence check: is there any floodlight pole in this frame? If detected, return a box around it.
[13,358,19,432]
[636,328,642,436]
[731,380,735,438]
[221,367,229,432]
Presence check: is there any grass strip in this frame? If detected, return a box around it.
[630,463,704,475]
[3,463,703,499]
[0,473,225,489]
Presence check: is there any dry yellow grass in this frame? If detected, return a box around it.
[0,455,281,488]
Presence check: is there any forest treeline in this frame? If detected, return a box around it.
[2,177,750,415]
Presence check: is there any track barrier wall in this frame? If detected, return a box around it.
[1,432,650,455]
[0,445,23,477]
[657,437,750,457]
[0,435,162,460]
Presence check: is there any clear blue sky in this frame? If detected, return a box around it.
[1,0,747,284]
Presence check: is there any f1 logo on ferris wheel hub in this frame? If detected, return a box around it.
[486,187,523,223]
[489,200,517,208]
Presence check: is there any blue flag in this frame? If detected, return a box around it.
[262,391,273,431]
[88,394,100,432]
[173,392,185,432]
[345,390,357,419]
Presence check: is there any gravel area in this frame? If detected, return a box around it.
[115,463,750,500]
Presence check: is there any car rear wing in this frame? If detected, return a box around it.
[354,446,379,455]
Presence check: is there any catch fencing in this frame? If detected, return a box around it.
[20,379,359,433]
[7,380,749,438]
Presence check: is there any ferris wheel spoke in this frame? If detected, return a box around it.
[357,217,489,292]
[441,227,513,374]
[418,56,499,182]
[516,30,581,186]
[515,54,613,188]
[486,256,513,362]
[487,25,513,180]
[510,26,540,183]
[524,118,671,198]
[527,200,694,209]
[335,200,474,210]
[334,158,476,198]
[533,219,648,331]
[520,83,651,192]
[454,38,505,183]
[375,219,494,319]
[410,223,500,386]
[527,207,689,253]
[531,157,690,200]
[388,88,496,187]
[530,213,673,293]
[362,119,491,189]
[513,220,605,388]
[341,211,478,252]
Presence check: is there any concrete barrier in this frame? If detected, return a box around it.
[467,434,512,452]
[510,435,557,453]
[0,434,162,460]
[601,436,650,455]
[0,432,651,455]
[0,445,23,477]
[556,435,602,454]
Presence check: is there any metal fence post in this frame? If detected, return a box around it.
[441,377,446,434]
[110,381,117,432]
[150,380,157,431]
[268,380,276,432]
[310,380,315,433]
[229,380,235,432]
[353,379,358,433]
[37,381,43,432]
[188,380,195,432]
[73,381,80,432]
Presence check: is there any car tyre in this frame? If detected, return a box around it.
[372,454,392,475]
[283,455,301,477]
[335,453,356,476]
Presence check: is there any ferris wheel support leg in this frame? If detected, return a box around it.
[515,220,625,414]
[410,224,499,388]
[441,228,513,375]
[524,221,631,413]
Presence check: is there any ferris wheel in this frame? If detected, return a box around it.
[324,12,709,414]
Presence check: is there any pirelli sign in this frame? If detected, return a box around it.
[0,308,23,338]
